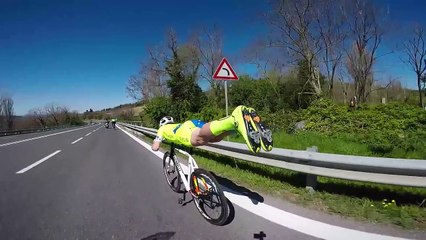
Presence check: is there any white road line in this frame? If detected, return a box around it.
[71,137,83,144]
[85,132,91,136]
[119,127,410,240]
[16,150,62,174]
[0,126,95,148]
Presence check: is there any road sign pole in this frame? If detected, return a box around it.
[212,57,238,118]
[224,80,229,141]
[224,81,229,116]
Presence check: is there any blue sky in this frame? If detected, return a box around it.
[0,0,425,115]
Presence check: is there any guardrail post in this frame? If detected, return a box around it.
[305,146,318,193]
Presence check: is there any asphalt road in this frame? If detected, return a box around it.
[0,124,423,240]
[0,124,314,239]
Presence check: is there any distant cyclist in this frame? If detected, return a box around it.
[111,118,117,129]
[151,105,273,153]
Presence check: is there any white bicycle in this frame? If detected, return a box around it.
[163,143,228,226]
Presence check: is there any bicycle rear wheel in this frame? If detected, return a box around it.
[190,168,228,226]
[163,151,181,192]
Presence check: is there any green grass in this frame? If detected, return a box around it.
[229,130,426,159]
[387,147,426,160]
[229,131,371,156]
[128,129,426,230]
[191,149,426,230]
[274,132,369,155]
[229,131,369,155]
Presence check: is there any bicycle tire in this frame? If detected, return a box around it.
[162,151,181,192]
[190,168,228,226]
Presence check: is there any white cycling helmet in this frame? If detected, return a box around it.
[159,116,174,127]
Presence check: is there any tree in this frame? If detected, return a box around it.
[196,26,224,105]
[241,39,290,112]
[346,43,374,102]
[126,46,169,101]
[403,25,426,107]
[60,106,71,124]
[1,96,14,130]
[385,79,404,102]
[344,0,384,103]
[164,30,205,121]
[267,0,323,96]
[315,0,348,98]
[45,104,62,126]
[297,59,319,108]
[0,97,3,130]
[29,108,47,127]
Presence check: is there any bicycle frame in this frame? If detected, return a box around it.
[169,144,198,192]
[164,144,228,225]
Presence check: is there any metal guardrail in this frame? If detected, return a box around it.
[0,123,93,137]
[0,127,59,136]
[119,122,426,188]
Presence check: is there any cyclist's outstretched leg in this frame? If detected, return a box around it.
[198,105,261,153]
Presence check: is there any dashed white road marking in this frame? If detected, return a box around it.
[85,132,91,136]
[71,137,83,145]
[16,150,62,174]
[0,126,95,148]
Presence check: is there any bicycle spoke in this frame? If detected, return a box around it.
[194,182,224,221]
[163,152,181,193]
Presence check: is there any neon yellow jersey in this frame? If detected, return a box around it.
[155,120,204,147]
[155,123,181,143]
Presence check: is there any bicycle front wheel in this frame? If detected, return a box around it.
[190,168,228,226]
[163,151,181,192]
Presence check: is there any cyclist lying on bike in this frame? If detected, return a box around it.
[151,105,273,153]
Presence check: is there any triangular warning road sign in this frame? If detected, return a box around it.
[212,58,238,80]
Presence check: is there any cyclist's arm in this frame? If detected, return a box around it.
[152,135,163,151]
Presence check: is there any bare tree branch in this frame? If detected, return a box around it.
[364,78,393,100]
[45,104,62,126]
[344,0,385,103]
[29,108,47,128]
[315,0,348,98]
[267,0,324,96]
[403,24,426,107]
[126,45,169,101]
[195,26,224,104]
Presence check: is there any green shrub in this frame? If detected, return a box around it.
[142,96,173,128]
[297,98,426,157]
[187,102,227,122]
[256,110,300,132]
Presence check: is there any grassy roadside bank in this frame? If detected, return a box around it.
[192,150,426,230]
[128,129,426,230]
[229,131,426,159]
